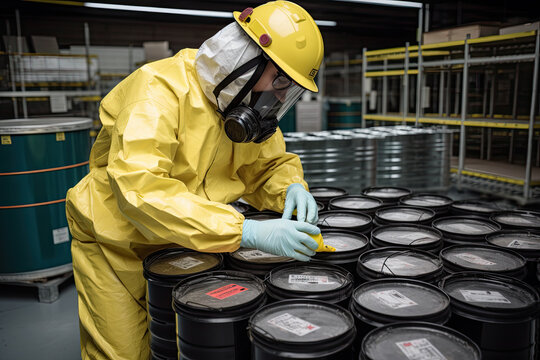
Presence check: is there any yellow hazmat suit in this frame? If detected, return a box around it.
[65,47,307,359]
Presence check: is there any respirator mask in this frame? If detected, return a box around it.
[213,54,305,143]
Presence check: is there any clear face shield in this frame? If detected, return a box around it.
[214,54,307,143]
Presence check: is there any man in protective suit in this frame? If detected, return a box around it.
[66,1,324,359]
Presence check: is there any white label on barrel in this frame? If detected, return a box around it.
[453,253,496,266]
[372,289,418,309]
[168,256,203,270]
[52,227,70,245]
[369,258,415,270]
[267,312,320,336]
[459,290,511,304]
[396,338,447,360]
[508,239,539,249]
[238,249,281,260]
[288,274,334,285]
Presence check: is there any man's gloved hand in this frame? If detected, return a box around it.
[241,218,320,261]
[282,183,319,225]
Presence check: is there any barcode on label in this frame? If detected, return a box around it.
[396,338,447,360]
[459,289,511,304]
[168,256,204,270]
[288,274,333,285]
[238,249,281,260]
[267,313,320,336]
[372,289,418,309]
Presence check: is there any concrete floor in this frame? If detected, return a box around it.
[0,278,81,360]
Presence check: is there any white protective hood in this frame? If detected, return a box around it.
[195,22,262,112]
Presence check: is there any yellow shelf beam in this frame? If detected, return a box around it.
[365,30,537,56]
[451,168,540,186]
[364,114,540,129]
[365,69,418,77]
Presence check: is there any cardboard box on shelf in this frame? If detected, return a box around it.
[423,24,499,44]
[499,21,539,35]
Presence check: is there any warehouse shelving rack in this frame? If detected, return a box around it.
[325,29,539,205]
[0,18,101,137]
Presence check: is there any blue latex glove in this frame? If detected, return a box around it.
[241,219,320,261]
[282,183,319,225]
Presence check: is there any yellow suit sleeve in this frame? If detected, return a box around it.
[106,100,244,253]
[238,128,308,213]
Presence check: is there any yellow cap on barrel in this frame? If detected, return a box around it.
[308,233,336,252]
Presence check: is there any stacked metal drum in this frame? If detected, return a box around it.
[283,126,453,194]
[142,186,539,360]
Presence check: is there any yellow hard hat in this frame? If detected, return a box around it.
[234,1,324,93]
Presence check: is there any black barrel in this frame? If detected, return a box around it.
[143,248,223,359]
[357,247,444,284]
[450,200,500,217]
[244,211,282,220]
[487,230,540,286]
[172,270,266,360]
[318,210,372,234]
[310,186,349,210]
[265,263,354,308]
[371,225,443,253]
[360,322,481,360]
[349,279,451,343]
[362,186,412,205]
[229,201,257,214]
[432,216,501,246]
[440,272,539,360]
[490,210,540,231]
[249,299,356,359]
[313,229,369,279]
[374,206,436,227]
[226,248,295,278]
[328,195,384,215]
[399,193,453,216]
[440,244,527,279]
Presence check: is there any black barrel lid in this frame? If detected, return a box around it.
[440,245,526,272]
[268,264,351,293]
[491,210,540,229]
[310,187,348,202]
[329,195,383,211]
[318,211,371,228]
[320,230,369,252]
[376,206,435,223]
[487,231,540,255]
[360,248,442,277]
[433,217,500,236]
[316,201,324,211]
[143,248,222,278]
[362,187,412,201]
[244,211,282,221]
[352,279,450,320]
[451,200,499,214]
[441,273,539,315]
[250,300,354,343]
[400,194,453,208]
[372,225,442,247]
[362,322,481,360]
[172,271,264,311]
[230,248,294,264]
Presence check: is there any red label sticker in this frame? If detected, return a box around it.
[206,284,248,300]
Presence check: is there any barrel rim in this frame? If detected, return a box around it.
[328,194,384,212]
[318,209,373,231]
[399,193,454,210]
[374,205,436,224]
[314,229,370,258]
[490,210,540,229]
[350,278,451,324]
[362,186,412,200]
[439,271,540,319]
[486,229,540,257]
[360,321,482,360]
[0,117,93,134]
[248,298,356,348]
[371,224,443,250]
[433,215,502,237]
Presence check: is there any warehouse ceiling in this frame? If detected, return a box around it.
[0,0,538,55]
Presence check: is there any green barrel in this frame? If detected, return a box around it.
[0,117,92,280]
[279,105,296,133]
[327,100,362,130]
